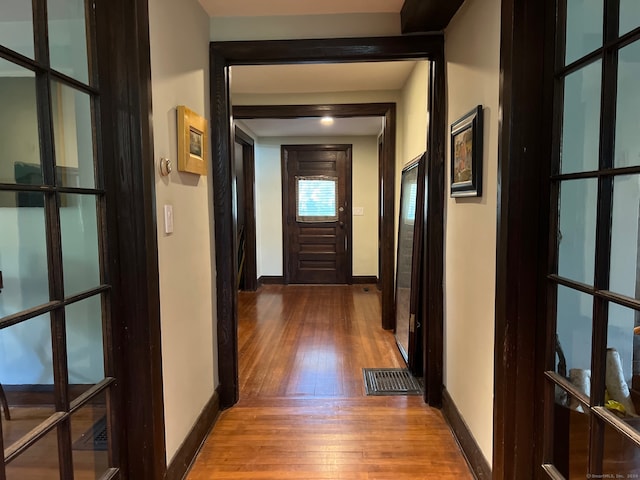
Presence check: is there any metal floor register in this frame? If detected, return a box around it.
[363,368,422,396]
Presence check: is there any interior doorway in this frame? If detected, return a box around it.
[234,126,257,291]
[211,35,446,409]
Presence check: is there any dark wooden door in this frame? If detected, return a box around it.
[282,144,352,284]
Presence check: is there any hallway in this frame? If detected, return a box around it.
[186,285,473,479]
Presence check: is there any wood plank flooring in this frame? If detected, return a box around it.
[186,285,473,480]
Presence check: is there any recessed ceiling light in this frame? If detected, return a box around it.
[320,116,334,126]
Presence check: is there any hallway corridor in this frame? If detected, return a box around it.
[186,285,473,479]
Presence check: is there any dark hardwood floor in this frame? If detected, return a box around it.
[186,285,473,479]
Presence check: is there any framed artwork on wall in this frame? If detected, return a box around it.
[177,105,208,175]
[450,105,483,197]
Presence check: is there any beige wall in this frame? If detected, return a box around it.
[396,61,429,269]
[148,0,217,464]
[254,135,379,278]
[399,61,429,165]
[444,0,500,464]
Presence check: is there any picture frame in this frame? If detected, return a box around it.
[450,105,483,197]
[177,105,208,175]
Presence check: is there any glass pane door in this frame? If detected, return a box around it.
[544,1,640,477]
[0,0,118,478]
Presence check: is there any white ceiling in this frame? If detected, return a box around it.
[211,0,411,138]
[240,117,384,138]
[231,61,417,94]
[199,0,404,17]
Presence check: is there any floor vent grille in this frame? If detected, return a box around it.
[363,368,422,396]
[73,416,108,451]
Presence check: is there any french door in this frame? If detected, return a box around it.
[0,0,119,478]
[543,0,640,477]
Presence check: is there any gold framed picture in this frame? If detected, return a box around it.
[177,105,208,175]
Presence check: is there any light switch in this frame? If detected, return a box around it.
[164,205,174,234]
[353,207,364,216]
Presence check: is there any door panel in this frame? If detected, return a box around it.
[282,145,352,284]
[543,2,640,477]
[0,1,119,478]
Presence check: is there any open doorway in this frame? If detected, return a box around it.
[211,35,446,409]
[235,111,389,289]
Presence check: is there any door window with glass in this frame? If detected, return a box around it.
[544,0,640,477]
[0,0,118,478]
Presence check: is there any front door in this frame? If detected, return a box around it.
[282,144,352,284]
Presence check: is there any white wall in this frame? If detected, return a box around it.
[211,13,400,41]
[444,0,500,465]
[148,0,217,464]
[254,136,379,278]
[0,204,103,385]
[0,76,103,386]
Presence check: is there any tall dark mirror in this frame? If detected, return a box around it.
[394,153,426,373]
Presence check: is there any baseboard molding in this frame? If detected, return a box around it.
[442,388,492,480]
[165,388,221,480]
[4,384,95,405]
[351,276,378,284]
[258,275,284,285]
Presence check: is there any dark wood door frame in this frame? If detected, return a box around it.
[494,0,555,478]
[234,105,393,294]
[211,35,446,409]
[234,125,258,291]
[95,0,167,478]
[281,143,353,284]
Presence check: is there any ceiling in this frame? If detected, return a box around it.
[199,0,404,17]
[232,61,417,137]
[239,117,384,138]
[231,62,417,94]
[206,0,413,138]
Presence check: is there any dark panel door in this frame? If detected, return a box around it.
[282,145,352,284]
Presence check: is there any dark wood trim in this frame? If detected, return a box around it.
[258,276,285,285]
[377,135,384,292]
[423,54,445,407]
[234,125,254,146]
[211,36,443,65]
[211,47,239,410]
[165,388,221,480]
[400,0,465,33]
[212,35,444,408]
[352,276,378,284]
[442,388,492,480]
[96,0,167,477]
[233,103,397,330]
[234,126,258,292]
[380,106,397,331]
[494,0,555,478]
[235,104,398,119]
